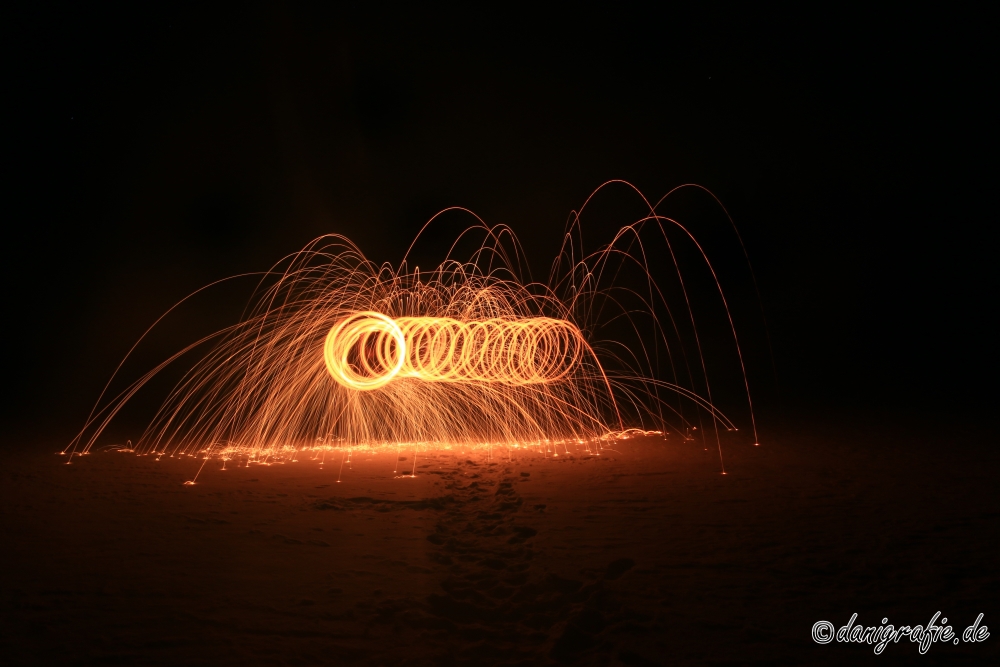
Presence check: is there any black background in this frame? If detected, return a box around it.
[4,4,996,442]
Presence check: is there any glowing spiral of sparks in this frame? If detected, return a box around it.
[323,312,407,391]
[65,182,763,475]
[323,313,586,391]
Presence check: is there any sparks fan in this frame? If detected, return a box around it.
[65,182,761,472]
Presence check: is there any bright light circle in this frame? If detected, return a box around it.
[324,312,407,391]
[324,313,585,391]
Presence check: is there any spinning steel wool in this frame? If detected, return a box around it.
[65,182,760,473]
[323,314,587,390]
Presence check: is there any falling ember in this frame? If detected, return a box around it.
[65,182,761,474]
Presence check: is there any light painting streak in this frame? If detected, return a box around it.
[64,182,764,479]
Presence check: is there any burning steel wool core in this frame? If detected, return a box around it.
[324,313,588,390]
[66,182,761,473]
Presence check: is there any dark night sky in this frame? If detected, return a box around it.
[4,4,996,443]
